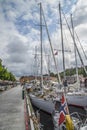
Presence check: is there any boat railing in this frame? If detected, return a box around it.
[70,112,87,129]
[84,118,87,126]
[25,89,41,130]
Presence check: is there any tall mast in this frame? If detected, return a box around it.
[59,3,66,80]
[71,14,79,85]
[39,3,43,93]
[48,54,50,80]
[34,46,38,81]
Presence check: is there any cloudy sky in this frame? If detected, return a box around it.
[0,0,87,78]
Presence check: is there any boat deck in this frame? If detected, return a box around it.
[0,85,25,130]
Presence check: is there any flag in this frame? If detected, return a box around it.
[58,94,69,125]
[65,115,74,130]
[58,94,74,130]
[54,51,58,55]
[54,49,58,55]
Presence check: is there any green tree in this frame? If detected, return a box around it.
[0,59,16,81]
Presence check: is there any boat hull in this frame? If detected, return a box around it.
[29,94,54,114]
[66,95,87,108]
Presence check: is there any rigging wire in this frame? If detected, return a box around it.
[75,31,87,60]
[63,29,71,71]
[62,11,87,75]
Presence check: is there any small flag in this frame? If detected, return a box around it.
[58,94,69,125]
[54,51,58,55]
[58,94,74,130]
[54,49,58,55]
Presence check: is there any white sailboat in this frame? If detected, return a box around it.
[65,13,87,109]
[54,2,87,109]
[29,2,58,114]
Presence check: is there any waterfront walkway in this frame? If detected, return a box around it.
[0,85,25,130]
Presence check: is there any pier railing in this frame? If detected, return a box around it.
[24,89,40,130]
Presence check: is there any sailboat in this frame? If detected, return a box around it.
[64,12,87,109]
[52,2,87,109]
[29,2,57,114]
[29,2,65,115]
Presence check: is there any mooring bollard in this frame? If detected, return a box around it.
[22,87,24,100]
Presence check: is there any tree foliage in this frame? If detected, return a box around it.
[0,60,16,81]
[50,66,87,78]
